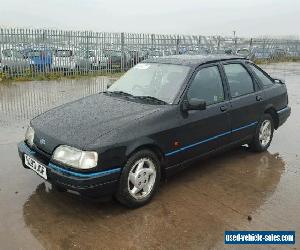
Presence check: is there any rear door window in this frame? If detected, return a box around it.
[248,64,274,87]
[223,63,254,98]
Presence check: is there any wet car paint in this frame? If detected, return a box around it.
[0,64,299,249]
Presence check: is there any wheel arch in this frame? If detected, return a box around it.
[264,105,279,129]
[125,140,166,177]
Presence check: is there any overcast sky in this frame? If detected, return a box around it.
[0,0,299,37]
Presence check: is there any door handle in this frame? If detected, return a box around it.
[256,95,263,101]
[220,105,227,112]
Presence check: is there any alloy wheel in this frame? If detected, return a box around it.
[259,120,272,147]
[127,158,156,200]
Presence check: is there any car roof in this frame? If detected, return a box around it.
[143,54,245,67]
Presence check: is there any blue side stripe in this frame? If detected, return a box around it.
[231,121,258,132]
[48,163,121,178]
[165,121,258,157]
[277,106,289,114]
[19,142,36,155]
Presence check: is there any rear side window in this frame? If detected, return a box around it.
[224,63,254,98]
[248,64,274,87]
[187,66,224,105]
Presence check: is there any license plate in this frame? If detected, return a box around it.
[24,154,47,180]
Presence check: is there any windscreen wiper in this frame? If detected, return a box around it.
[105,91,133,97]
[134,95,167,105]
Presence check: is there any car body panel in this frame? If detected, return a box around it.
[52,49,76,70]
[30,93,164,154]
[0,49,31,72]
[23,48,53,70]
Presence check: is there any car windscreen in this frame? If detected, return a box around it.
[55,50,73,57]
[108,63,191,104]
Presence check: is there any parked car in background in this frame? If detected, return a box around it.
[148,49,172,58]
[224,48,233,55]
[213,48,233,55]
[52,49,76,71]
[89,50,108,70]
[183,49,197,55]
[24,48,53,71]
[236,48,251,57]
[18,55,290,208]
[250,47,273,60]
[287,48,300,57]
[128,49,149,64]
[104,50,132,69]
[74,50,108,71]
[0,48,31,74]
[272,48,287,59]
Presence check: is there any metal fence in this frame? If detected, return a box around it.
[0,28,300,78]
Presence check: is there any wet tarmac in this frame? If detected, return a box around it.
[0,64,299,249]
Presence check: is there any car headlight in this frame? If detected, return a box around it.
[25,126,35,147]
[53,145,98,169]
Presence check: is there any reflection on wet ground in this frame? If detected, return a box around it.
[0,63,299,249]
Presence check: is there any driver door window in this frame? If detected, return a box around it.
[187,66,225,105]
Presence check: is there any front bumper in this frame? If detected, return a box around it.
[277,106,291,127]
[18,142,121,197]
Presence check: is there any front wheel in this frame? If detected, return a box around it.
[115,150,161,208]
[249,114,274,152]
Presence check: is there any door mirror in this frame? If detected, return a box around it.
[182,98,206,111]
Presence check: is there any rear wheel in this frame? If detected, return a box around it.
[115,150,161,208]
[249,114,274,152]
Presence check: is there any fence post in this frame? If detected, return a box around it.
[234,36,237,51]
[121,32,125,71]
[151,34,155,51]
[198,35,201,50]
[176,35,180,55]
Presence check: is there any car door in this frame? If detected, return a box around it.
[13,50,28,71]
[221,61,265,143]
[170,63,231,163]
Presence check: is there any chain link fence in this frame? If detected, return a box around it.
[0,28,299,79]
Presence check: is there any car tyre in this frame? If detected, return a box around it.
[249,113,274,152]
[115,149,161,208]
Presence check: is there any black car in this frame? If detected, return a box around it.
[18,55,291,208]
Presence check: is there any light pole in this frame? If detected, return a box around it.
[233,30,237,51]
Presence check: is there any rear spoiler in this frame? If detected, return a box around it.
[273,78,285,84]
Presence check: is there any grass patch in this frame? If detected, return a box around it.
[0,70,124,83]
